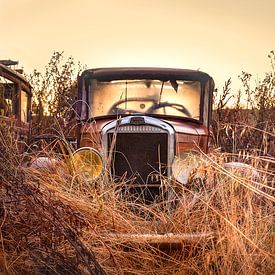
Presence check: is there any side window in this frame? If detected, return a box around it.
[0,87,5,116]
[203,81,210,126]
[0,76,16,117]
[21,90,29,123]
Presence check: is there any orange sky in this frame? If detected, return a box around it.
[1,0,274,90]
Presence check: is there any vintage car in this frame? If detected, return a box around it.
[0,61,32,150]
[73,68,215,201]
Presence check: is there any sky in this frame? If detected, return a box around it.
[1,0,274,91]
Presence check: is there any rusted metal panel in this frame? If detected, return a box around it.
[103,232,214,244]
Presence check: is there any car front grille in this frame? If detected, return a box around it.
[108,131,168,201]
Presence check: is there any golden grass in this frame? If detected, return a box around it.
[0,128,274,274]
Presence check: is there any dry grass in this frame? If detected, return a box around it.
[0,126,274,274]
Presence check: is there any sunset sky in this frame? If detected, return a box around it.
[1,0,274,90]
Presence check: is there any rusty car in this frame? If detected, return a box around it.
[0,60,32,151]
[72,68,215,200]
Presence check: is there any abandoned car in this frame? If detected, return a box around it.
[0,60,32,150]
[72,68,215,201]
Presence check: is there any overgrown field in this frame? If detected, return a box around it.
[0,124,274,274]
[0,51,274,274]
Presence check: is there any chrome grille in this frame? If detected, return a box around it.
[102,116,175,202]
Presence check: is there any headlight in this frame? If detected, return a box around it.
[72,147,103,179]
[172,151,201,184]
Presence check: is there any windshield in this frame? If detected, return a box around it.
[89,79,201,120]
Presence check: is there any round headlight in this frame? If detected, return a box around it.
[172,151,201,185]
[72,147,103,179]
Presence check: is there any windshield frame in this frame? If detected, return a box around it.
[78,68,213,126]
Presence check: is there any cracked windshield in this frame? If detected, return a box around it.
[90,79,201,119]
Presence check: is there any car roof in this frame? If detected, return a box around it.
[0,64,32,95]
[81,67,213,83]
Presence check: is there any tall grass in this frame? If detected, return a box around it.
[0,126,273,274]
[1,50,274,273]
[212,51,274,154]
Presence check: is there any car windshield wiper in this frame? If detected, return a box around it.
[169,80,178,92]
[158,81,165,104]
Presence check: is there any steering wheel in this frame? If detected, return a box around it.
[108,97,157,115]
[147,102,191,117]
